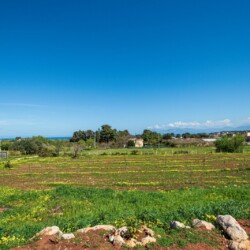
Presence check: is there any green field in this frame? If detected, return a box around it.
[0,147,250,249]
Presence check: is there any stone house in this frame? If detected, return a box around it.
[129,138,144,148]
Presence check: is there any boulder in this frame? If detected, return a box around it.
[141,236,156,246]
[117,226,129,237]
[192,219,215,231]
[109,234,115,242]
[36,226,63,237]
[141,225,155,237]
[126,238,138,248]
[61,233,75,240]
[170,221,190,229]
[228,240,250,250]
[113,235,125,246]
[217,215,249,241]
[77,225,115,234]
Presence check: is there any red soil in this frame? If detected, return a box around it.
[11,220,250,250]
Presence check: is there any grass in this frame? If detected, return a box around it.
[0,146,250,249]
[0,147,249,190]
[0,186,249,249]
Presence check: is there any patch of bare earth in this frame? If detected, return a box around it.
[11,220,250,250]
[238,219,250,236]
[12,229,119,250]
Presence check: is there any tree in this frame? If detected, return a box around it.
[182,133,191,139]
[127,140,135,147]
[1,142,11,151]
[99,124,117,143]
[86,138,95,149]
[162,133,172,140]
[117,130,130,138]
[71,140,85,158]
[86,130,95,140]
[70,130,86,142]
[215,135,245,153]
[53,140,64,156]
[141,129,161,146]
[10,138,43,155]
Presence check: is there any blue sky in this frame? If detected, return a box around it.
[0,0,250,137]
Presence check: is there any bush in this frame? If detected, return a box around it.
[165,141,176,147]
[38,147,58,157]
[127,140,135,147]
[215,135,245,153]
[4,161,13,169]
[0,142,11,151]
[10,138,43,155]
[131,150,139,155]
[174,150,189,154]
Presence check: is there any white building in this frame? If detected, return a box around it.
[130,138,144,148]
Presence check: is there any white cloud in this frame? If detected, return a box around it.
[149,119,233,130]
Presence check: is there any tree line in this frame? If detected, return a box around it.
[0,124,247,156]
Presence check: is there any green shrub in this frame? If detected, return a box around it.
[131,150,139,155]
[215,135,245,153]
[38,147,58,157]
[174,150,189,154]
[127,140,135,147]
[4,161,13,169]
[165,141,176,147]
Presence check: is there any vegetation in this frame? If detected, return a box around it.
[0,186,249,249]
[215,135,245,153]
[127,140,135,147]
[0,146,250,190]
[0,128,249,249]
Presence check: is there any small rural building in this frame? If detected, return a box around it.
[247,132,250,142]
[130,138,144,148]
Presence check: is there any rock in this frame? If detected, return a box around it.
[117,226,129,236]
[141,225,155,237]
[141,236,156,246]
[77,225,116,234]
[126,238,138,248]
[61,233,75,240]
[170,221,190,229]
[192,219,215,231]
[113,235,125,246]
[109,235,115,243]
[217,215,249,241]
[228,240,250,250]
[36,226,63,237]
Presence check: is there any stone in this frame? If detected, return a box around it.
[228,240,250,250]
[77,225,116,234]
[126,238,138,248]
[217,215,249,241]
[141,225,155,237]
[141,236,156,246]
[192,219,215,231]
[109,235,115,243]
[117,226,129,237]
[61,233,75,240]
[113,235,125,246]
[36,226,63,237]
[170,221,190,229]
